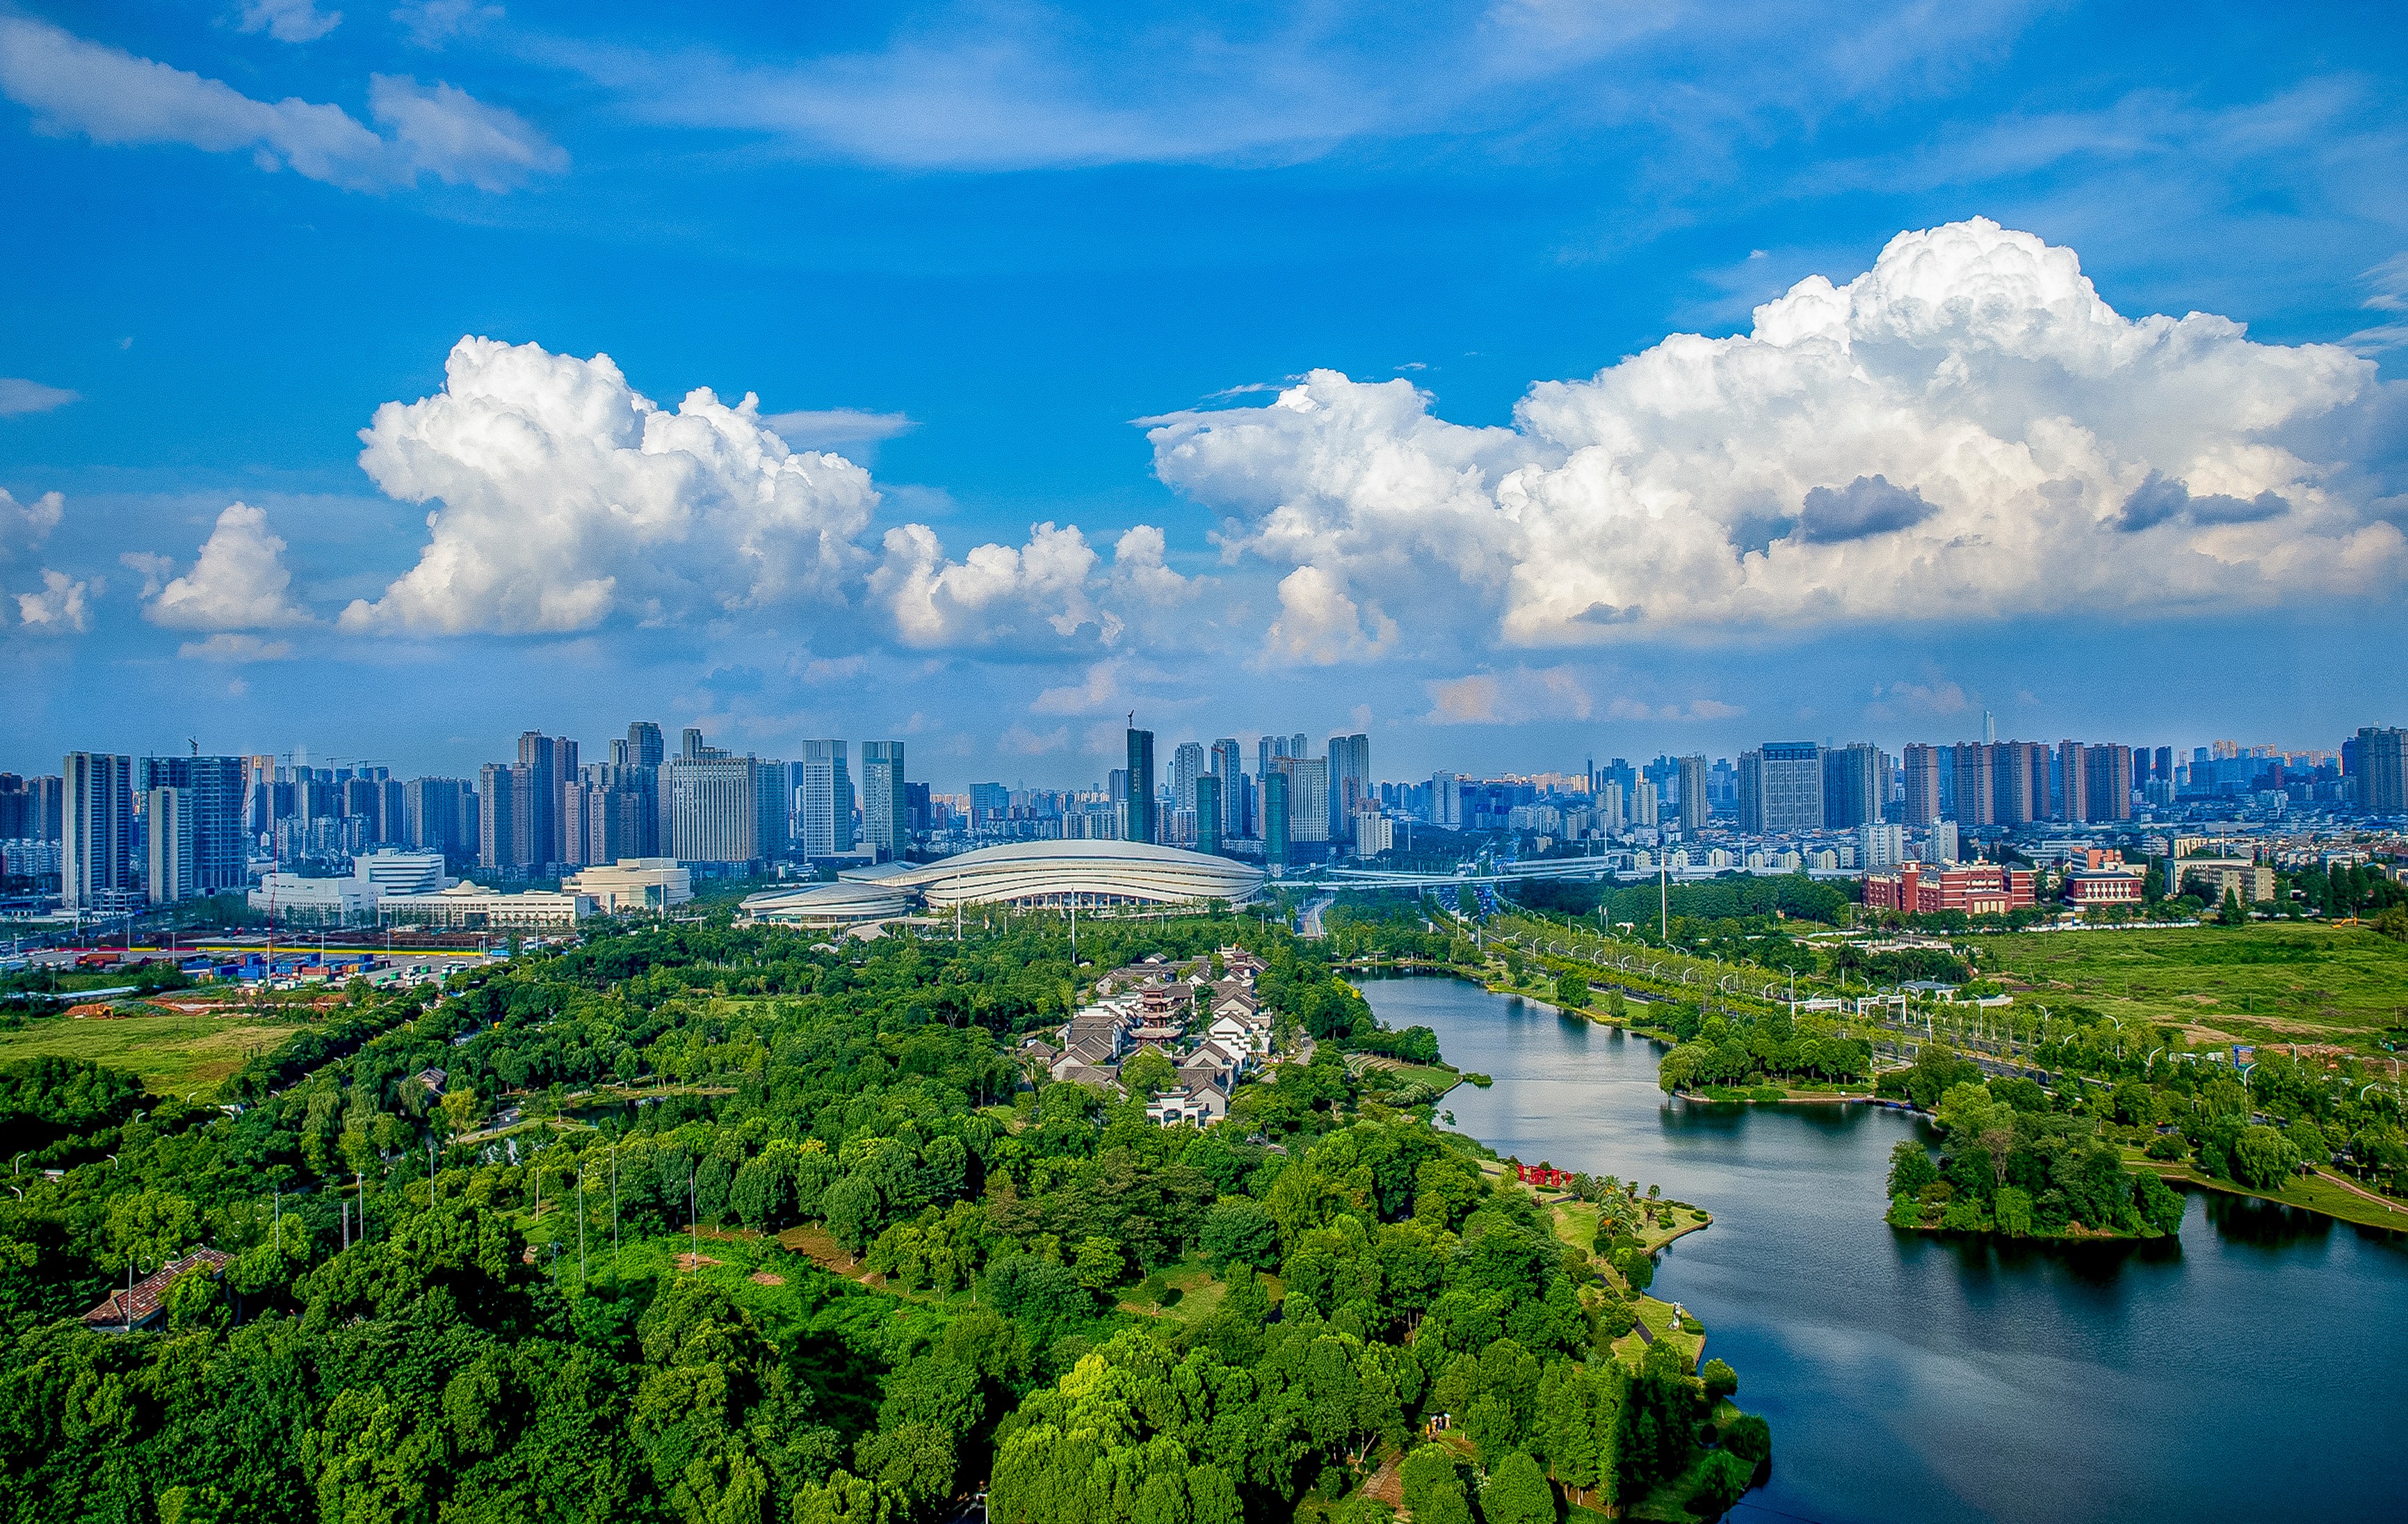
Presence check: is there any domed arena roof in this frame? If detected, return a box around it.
[850,840,1264,909]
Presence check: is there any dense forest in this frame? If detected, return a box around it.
[0,913,1768,1523]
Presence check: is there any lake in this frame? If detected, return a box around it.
[1358,974,2408,1524]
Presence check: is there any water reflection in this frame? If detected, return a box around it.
[1361,974,2408,1524]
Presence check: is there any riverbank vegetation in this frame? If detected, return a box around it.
[0,911,1770,1524]
[1882,1064,2186,1238]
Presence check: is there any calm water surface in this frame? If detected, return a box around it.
[1359,976,2408,1524]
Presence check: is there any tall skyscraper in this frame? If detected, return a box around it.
[144,785,195,904]
[2083,744,2134,823]
[1262,768,1290,866]
[2352,727,2405,815]
[1328,732,1370,845]
[1994,741,2048,825]
[61,752,135,911]
[795,741,853,858]
[1948,743,1996,826]
[1126,727,1156,844]
[137,755,245,891]
[478,762,517,872]
[667,748,759,867]
[754,758,790,860]
[1209,738,1243,836]
[510,731,575,872]
[1901,744,1942,826]
[861,741,908,862]
[1982,709,1997,745]
[1429,771,1460,829]
[1172,741,1208,814]
[1823,744,1881,829]
[1738,743,1823,834]
[1678,755,1708,834]
[2056,741,2090,822]
[1195,773,1222,856]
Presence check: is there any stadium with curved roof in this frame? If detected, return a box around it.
[855,840,1264,910]
[738,880,913,927]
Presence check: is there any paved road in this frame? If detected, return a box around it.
[1297,894,1335,937]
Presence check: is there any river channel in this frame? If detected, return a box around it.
[1357,974,2408,1524]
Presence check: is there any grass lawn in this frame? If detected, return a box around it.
[1983,922,2408,1050]
[2124,1155,2408,1232]
[1123,1258,1231,1322]
[0,1009,307,1092]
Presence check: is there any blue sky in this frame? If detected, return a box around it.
[2,1,2404,788]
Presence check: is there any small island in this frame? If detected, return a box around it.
[1881,1060,2185,1239]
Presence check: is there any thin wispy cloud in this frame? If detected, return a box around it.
[0,16,564,192]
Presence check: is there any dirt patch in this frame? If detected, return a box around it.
[673,1252,723,1272]
[748,1271,786,1285]
[1357,1447,1406,1509]
[777,1224,889,1288]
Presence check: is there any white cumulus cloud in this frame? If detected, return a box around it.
[147,503,314,630]
[872,520,1116,650]
[341,337,881,634]
[1149,218,2407,653]
[0,488,64,561]
[17,569,90,632]
[0,17,564,193]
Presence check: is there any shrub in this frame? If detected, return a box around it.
[1699,1358,1738,1402]
[1686,1451,1754,1516]
[1721,1413,1772,1468]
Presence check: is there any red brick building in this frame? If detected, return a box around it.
[2062,849,2147,913]
[1863,862,2037,917]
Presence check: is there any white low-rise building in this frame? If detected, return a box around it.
[250,872,378,926]
[565,858,694,913]
[354,849,449,897]
[379,881,593,930]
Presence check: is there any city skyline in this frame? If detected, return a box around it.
[3,8,2405,777]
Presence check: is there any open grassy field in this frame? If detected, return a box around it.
[0,1009,307,1092]
[1983,922,2408,1051]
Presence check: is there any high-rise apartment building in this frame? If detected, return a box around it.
[2354,726,2407,815]
[1429,771,1460,829]
[1210,738,1243,837]
[1632,779,1660,828]
[1172,741,1208,815]
[1126,728,1156,844]
[1948,743,1995,826]
[1678,755,1708,834]
[794,741,853,859]
[137,755,245,891]
[62,751,136,911]
[2083,744,2133,823]
[144,785,195,903]
[1994,741,2048,826]
[861,741,907,862]
[2056,741,2089,822]
[1263,754,1328,845]
[1823,744,1882,830]
[1901,744,1942,826]
[1738,743,1823,834]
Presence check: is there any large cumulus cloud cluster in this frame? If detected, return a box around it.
[340,336,1183,650]
[1148,218,2405,661]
